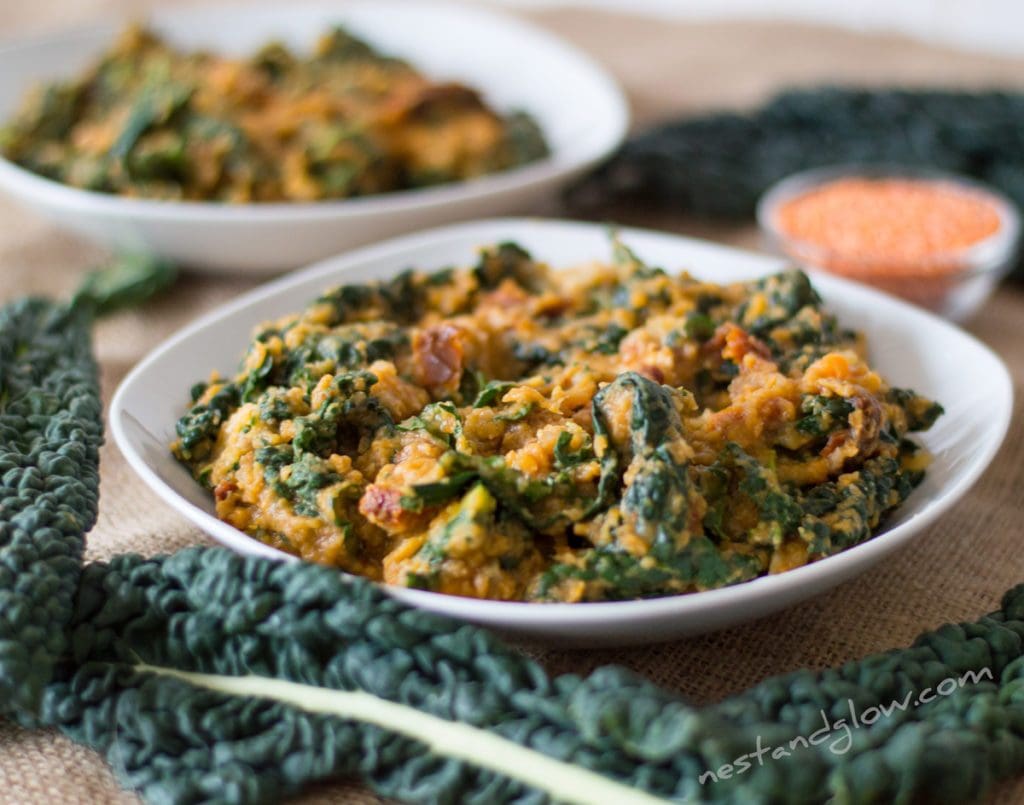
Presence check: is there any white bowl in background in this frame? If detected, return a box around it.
[111,218,1012,646]
[0,3,628,275]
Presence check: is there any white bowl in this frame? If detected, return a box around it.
[111,218,1012,646]
[0,3,628,275]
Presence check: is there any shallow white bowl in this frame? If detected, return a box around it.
[0,3,627,275]
[111,218,1012,646]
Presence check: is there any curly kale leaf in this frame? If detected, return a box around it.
[797,454,923,555]
[291,370,392,457]
[554,430,595,470]
[400,471,477,511]
[251,373,385,518]
[796,394,855,437]
[735,270,820,334]
[539,376,764,600]
[701,443,804,545]
[41,549,696,805]
[70,253,177,318]
[39,548,1024,805]
[472,241,541,292]
[888,387,945,432]
[0,299,99,721]
[537,445,762,600]
[593,371,683,457]
[316,271,436,326]
[255,446,342,518]
[266,325,406,389]
[174,382,241,462]
[730,271,854,367]
[472,379,516,408]
[440,451,583,531]
[0,255,171,722]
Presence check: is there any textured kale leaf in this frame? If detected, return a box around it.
[472,242,540,292]
[174,381,241,461]
[0,255,172,721]
[796,394,855,437]
[0,299,98,721]
[29,547,1024,805]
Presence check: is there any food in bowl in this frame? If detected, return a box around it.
[0,25,548,202]
[171,240,941,602]
[758,166,1020,321]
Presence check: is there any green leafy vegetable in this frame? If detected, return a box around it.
[796,394,855,437]
[174,381,241,462]
[70,253,177,317]
[30,547,1024,805]
[0,254,173,720]
[473,242,541,291]
[0,297,98,720]
[888,387,945,431]
[472,379,515,408]
[401,471,477,511]
[109,82,193,161]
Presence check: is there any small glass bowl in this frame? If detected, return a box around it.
[757,164,1021,321]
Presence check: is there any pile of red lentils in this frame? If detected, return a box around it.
[773,176,1005,310]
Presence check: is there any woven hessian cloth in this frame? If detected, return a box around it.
[2,3,1024,803]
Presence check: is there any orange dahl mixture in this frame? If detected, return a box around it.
[172,242,941,602]
[0,26,548,202]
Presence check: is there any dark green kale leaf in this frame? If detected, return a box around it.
[292,371,391,457]
[0,299,99,721]
[0,255,171,722]
[240,352,275,403]
[174,382,241,462]
[683,310,716,341]
[400,471,477,511]
[28,549,1024,805]
[594,371,682,457]
[109,81,193,164]
[499,111,550,166]
[473,242,541,291]
[735,270,821,337]
[444,451,579,531]
[797,453,923,556]
[888,387,945,431]
[315,272,434,327]
[540,375,763,600]
[269,449,341,517]
[472,379,516,408]
[553,431,595,470]
[701,443,803,545]
[796,394,855,437]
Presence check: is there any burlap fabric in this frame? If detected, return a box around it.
[2,4,1024,803]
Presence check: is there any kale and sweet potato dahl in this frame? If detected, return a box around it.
[172,243,941,602]
[0,25,547,202]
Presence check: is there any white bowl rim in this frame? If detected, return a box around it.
[0,1,629,223]
[110,216,1014,628]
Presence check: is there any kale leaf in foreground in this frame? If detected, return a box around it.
[0,298,99,719]
[0,254,172,720]
[38,547,1024,805]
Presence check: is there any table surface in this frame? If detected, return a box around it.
[2,4,1023,803]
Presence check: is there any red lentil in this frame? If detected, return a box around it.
[775,177,1002,277]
